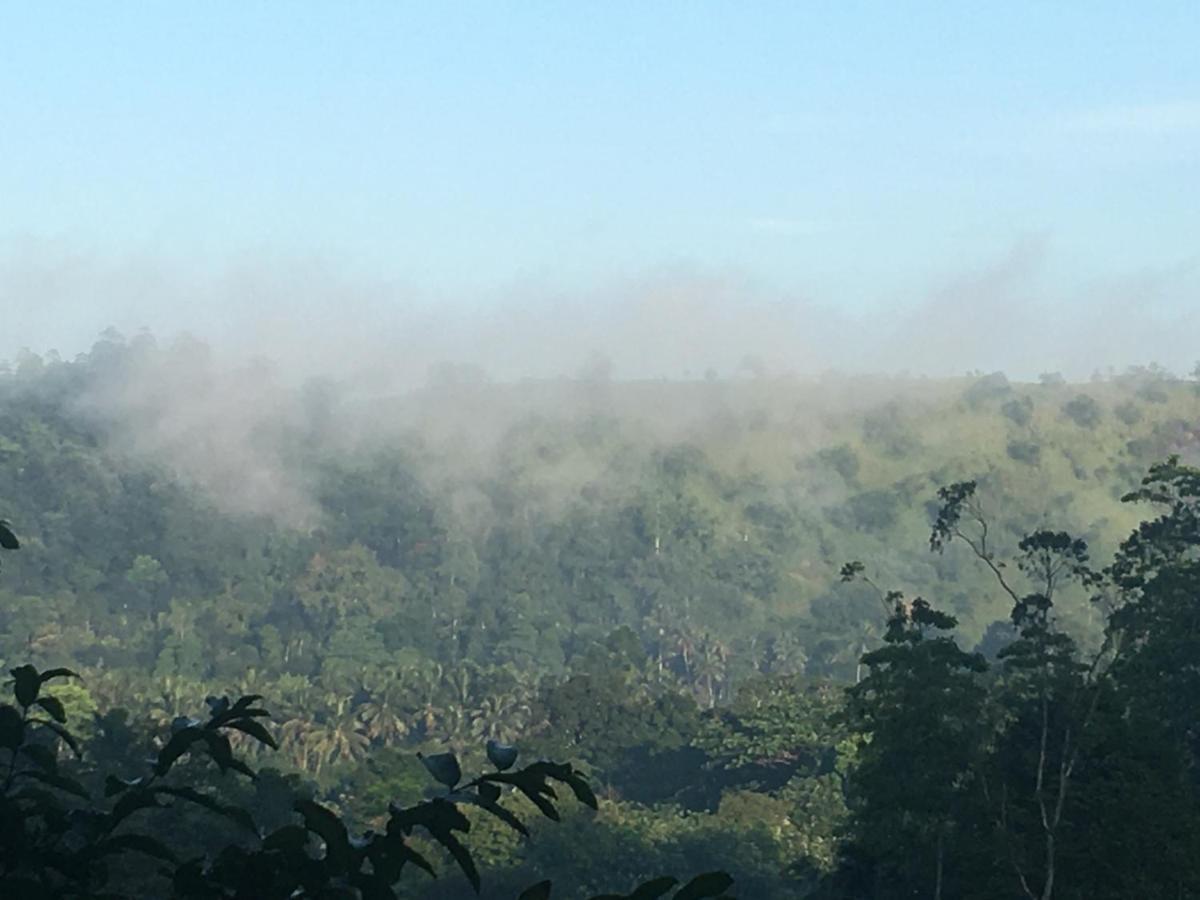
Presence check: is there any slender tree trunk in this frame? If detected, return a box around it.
[934,833,945,900]
[1041,833,1055,900]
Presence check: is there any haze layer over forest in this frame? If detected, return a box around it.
[7,238,1200,387]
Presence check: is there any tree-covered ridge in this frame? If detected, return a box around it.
[5,454,1200,897]
[3,342,1196,689]
[4,338,1200,896]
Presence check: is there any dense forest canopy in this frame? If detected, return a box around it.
[3,335,1200,897]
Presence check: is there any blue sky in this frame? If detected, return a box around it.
[2,3,1198,373]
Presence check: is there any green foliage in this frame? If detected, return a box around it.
[7,343,1200,898]
[833,463,1200,899]
[963,371,1011,408]
[1001,395,1034,426]
[1062,393,1103,428]
[1006,438,1040,465]
[860,403,920,457]
[1113,400,1143,426]
[816,445,860,483]
[0,522,731,899]
[0,659,743,900]
[0,520,18,553]
[835,490,899,533]
[839,596,986,897]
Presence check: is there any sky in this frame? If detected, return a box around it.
[1,2,1198,377]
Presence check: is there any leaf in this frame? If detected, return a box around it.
[482,769,561,821]
[35,695,67,723]
[437,829,479,893]
[155,785,259,834]
[9,785,64,813]
[16,768,89,799]
[395,842,436,879]
[626,877,677,900]
[32,718,82,758]
[97,833,177,863]
[0,520,19,550]
[205,695,231,719]
[477,782,501,804]
[202,730,235,770]
[388,798,476,887]
[519,881,553,900]
[155,725,203,775]
[223,717,279,749]
[38,668,80,685]
[486,739,519,771]
[109,788,163,825]
[227,756,257,779]
[262,823,310,851]
[0,704,24,750]
[475,797,530,837]
[104,775,142,797]
[11,664,40,706]
[673,872,735,900]
[296,798,352,873]
[162,725,256,777]
[557,770,598,810]
[523,789,560,821]
[419,751,462,788]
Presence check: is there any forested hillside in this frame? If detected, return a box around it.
[3,335,1200,897]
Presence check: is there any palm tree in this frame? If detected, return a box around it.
[300,699,371,776]
[766,630,809,676]
[358,676,411,746]
[693,634,729,709]
[321,714,370,767]
[433,702,473,751]
[444,663,476,711]
[407,663,446,738]
[641,603,674,674]
[272,673,319,721]
[819,618,882,684]
[671,625,698,679]
[471,691,532,743]
[279,716,321,772]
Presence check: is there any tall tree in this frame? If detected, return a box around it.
[839,593,986,900]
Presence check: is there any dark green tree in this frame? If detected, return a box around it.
[836,591,986,900]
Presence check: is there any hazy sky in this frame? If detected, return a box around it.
[2,3,1198,374]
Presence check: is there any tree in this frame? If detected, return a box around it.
[1001,395,1034,427]
[929,483,1115,900]
[836,591,986,900]
[1061,394,1102,429]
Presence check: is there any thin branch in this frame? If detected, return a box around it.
[955,527,1022,605]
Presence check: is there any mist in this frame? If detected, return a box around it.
[4,237,1198,523]
[6,236,1198,387]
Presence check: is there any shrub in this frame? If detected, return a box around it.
[1062,394,1102,429]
